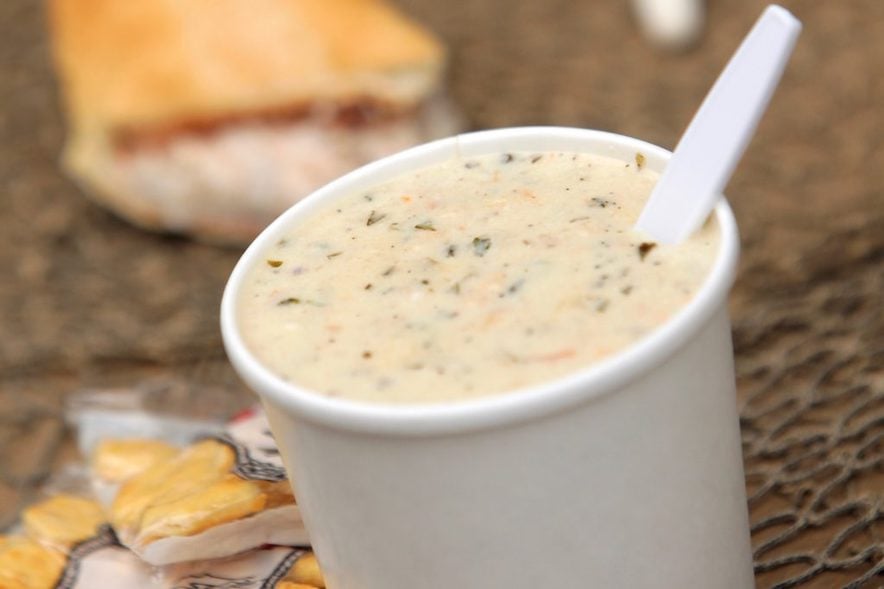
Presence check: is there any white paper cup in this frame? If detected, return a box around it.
[221,127,753,588]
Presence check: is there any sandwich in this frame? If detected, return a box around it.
[48,0,460,242]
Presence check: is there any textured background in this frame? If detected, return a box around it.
[1,0,882,586]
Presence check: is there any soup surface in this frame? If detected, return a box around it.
[237,150,719,404]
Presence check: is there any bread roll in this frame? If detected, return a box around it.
[48,0,460,242]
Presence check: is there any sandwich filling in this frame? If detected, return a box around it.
[103,96,459,239]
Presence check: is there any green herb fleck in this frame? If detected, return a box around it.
[415,221,436,231]
[278,297,301,306]
[367,210,386,226]
[500,278,525,297]
[267,259,283,268]
[326,251,342,259]
[472,236,492,257]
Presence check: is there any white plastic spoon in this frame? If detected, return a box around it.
[635,4,801,244]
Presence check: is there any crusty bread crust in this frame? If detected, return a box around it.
[48,0,445,130]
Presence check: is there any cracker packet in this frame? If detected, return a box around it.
[161,547,324,589]
[1,488,154,589]
[95,407,309,565]
[2,493,325,589]
[65,380,231,458]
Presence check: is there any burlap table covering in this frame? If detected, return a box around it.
[1,0,881,586]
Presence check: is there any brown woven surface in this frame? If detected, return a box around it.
[1,0,881,586]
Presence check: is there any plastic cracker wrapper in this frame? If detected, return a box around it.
[94,407,309,565]
[65,380,232,458]
[161,547,324,589]
[1,490,153,589]
[2,493,325,589]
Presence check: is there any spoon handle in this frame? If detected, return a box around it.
[635,5,801,244]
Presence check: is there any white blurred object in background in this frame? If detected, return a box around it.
[632,0,705,48]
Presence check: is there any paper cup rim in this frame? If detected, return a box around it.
[221,126,740,436]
